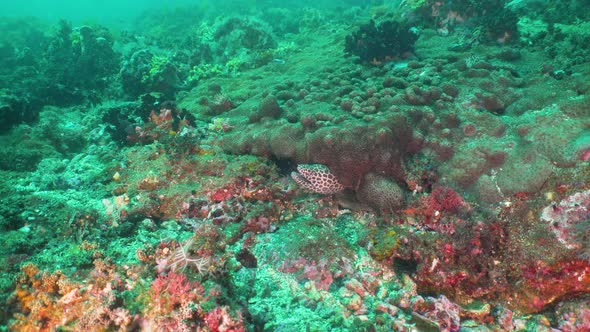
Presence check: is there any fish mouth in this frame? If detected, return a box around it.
[290,171,311,186]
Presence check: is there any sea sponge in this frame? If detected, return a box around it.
[356,173,405,214]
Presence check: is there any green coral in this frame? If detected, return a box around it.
[401,0,429,10]
[224,55,246,77]
[370,228,404,261]
[208,117,230,132]
[141,55,172,84]
[186,63,223,84]
[33,241,94,272]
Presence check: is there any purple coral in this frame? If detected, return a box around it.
[541,189,590,249]
[291,164,344,194]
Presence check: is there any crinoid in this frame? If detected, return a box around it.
[168,238,212,275]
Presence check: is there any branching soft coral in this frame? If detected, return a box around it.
[145,271,206,330]
[150,271,205,311]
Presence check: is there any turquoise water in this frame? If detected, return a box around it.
[1,1,590,330]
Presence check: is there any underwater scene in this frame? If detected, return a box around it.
[1,0,590,330]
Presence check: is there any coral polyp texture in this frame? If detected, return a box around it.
[2,0,590,331]
[356,172,406,214]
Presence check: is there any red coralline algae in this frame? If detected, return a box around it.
[210,187,235,202]
[412,186,467,224]
[516,259,590,313]
[556,300,590,331]
[278,257,348,291]
[430,186,466,213]
[204,307,245,332]
[150,271,204,312]
[241,215,276,235]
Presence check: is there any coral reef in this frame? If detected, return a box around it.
[2,1,590,330]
